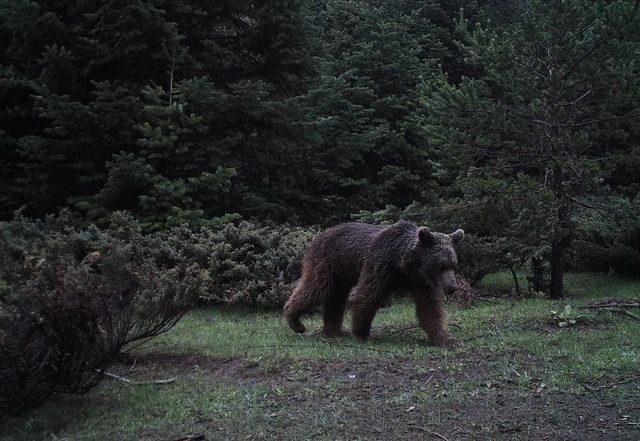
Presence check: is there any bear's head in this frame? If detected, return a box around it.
[406,227,464,294]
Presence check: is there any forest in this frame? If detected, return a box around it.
[1,0,640,439]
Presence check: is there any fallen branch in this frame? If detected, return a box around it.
[586,307,640,321]
[379,325,421,337]
[583,299,640,321]
[173,435,205,441]
[608,308,640,321]
[585,299,640,309]
[408,425,450,441]
[98,370,176,385]
[582,376,637,392]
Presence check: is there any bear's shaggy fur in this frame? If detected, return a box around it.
[283,221,464,347]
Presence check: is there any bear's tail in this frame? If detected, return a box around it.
[283,275,319,333]
[284,255,333,333]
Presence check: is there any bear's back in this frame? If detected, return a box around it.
[314,222,386,252]
[306,221,416,286]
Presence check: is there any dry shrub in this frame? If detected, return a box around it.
[0,213,203,414]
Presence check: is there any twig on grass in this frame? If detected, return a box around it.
[582,376,638,392]
[381,324,421,336]
[173,435,205,441]
[408,425,450,441]
[585,299,640,309]
[463,333,493,342]
[97,370,176,385]
[594,307,640,321]
[330,343,392,353]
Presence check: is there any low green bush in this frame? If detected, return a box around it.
[150,221,316,308]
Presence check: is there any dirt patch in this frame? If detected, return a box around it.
[115,352,276,382]
[118,349,509,389]
[267,352,639,441]
[111,350,639,440]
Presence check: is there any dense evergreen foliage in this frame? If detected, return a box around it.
[420,0,640,295]
[2,0,639,291]
[1,0,314,228]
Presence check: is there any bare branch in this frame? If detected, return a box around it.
[98,370,177,385]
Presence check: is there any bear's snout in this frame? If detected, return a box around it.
[442,282,458,295]
[437,269,458,294]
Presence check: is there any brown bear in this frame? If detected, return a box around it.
[283,221,464,347]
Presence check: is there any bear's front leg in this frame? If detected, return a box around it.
[413,290,461,348]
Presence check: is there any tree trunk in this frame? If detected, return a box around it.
[507,263,521,297]
[549,241,564,299]
[549,204,574,299]
[529,254,545,293]
[549,162,573,300]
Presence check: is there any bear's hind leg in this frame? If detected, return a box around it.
[322,284,349,338]
[351,302,378,341]
[349,280,384,341]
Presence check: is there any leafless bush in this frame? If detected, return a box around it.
[0,214,203,414]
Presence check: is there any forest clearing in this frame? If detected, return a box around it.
[2,273,639,440]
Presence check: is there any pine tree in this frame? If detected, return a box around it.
[294,0,449,222]
[420,0,640,297]
[0,0,315,226]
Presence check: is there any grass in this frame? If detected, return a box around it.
[2,272,639,440]
[481,271,640,299]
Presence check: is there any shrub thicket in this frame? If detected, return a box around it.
[150,221,317,308]
[0,213,317,412]
[0,213,204,414]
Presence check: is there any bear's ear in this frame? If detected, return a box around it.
[449,229,465,244]
[417,227,436,247]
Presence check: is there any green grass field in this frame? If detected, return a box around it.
[2,273,639,440]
